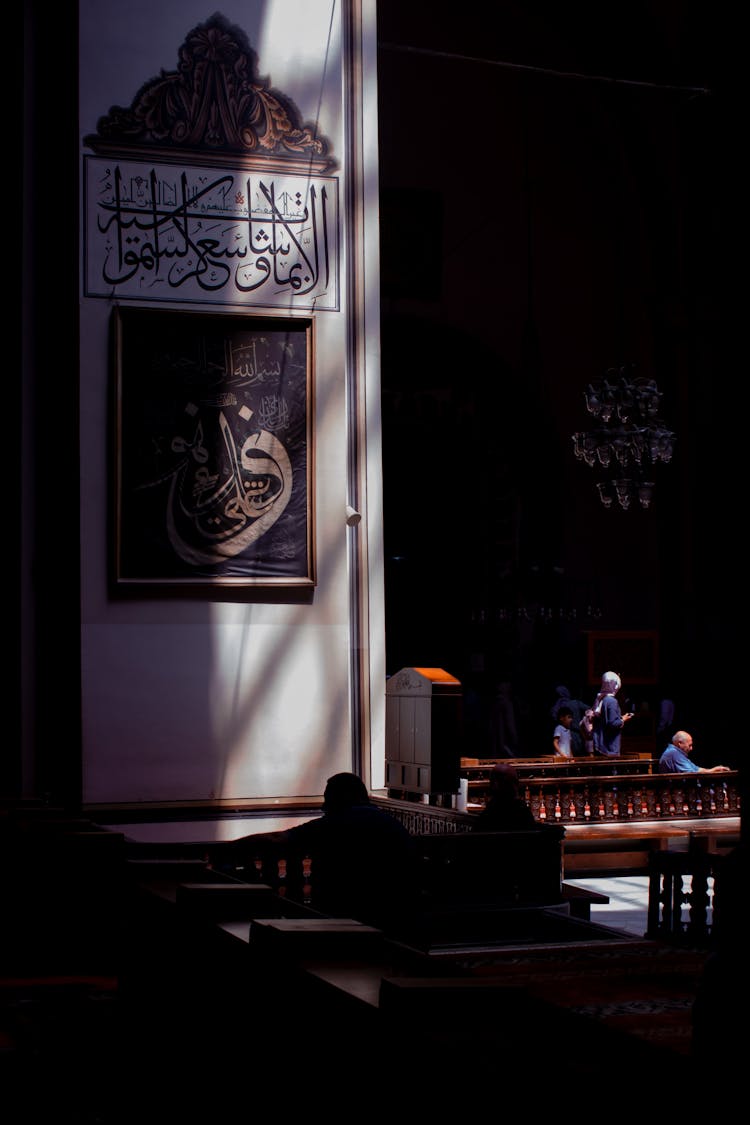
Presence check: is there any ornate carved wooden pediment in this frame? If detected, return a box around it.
[84,12,334,169]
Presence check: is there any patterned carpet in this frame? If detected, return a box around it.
[0,975,121,1124]
[452,944,708,1058]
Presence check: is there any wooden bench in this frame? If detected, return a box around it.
[561,882,610,920]
[562,822,690,877]
[687,823,741,856]
[411,826,565,909]
[562,818,740,878]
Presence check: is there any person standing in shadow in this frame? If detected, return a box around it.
[550,685,588,756]
[487,679,523,758]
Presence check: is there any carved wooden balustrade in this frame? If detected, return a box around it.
[646,850,722,947]
[462,756,659,779]
[470,771,740,826]
[371,796,473,835]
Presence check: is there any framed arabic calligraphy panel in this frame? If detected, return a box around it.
[113,307,315,588]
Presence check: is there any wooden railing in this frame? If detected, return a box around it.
[471,771,740,825]
[377,772,740,830]
[371,795,473,835]
[646,850,719,946]
[387,758,741,825]
[461,755,658,779]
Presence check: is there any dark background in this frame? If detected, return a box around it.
[376,2,738,762]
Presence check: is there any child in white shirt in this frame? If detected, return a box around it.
[553,707,574,758]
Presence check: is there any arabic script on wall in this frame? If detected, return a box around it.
[86,157,339,310]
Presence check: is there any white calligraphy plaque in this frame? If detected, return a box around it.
[84,156,339,311]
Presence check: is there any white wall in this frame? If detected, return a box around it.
[78,0,384,804]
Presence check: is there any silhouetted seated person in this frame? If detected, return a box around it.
[230,772,415,928]
[658,730,731,774]
[471,764,537,831]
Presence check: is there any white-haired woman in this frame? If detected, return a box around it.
[591,671,633,758]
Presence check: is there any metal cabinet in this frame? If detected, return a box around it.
[385,667,462,796]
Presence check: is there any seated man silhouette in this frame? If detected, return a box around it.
[231,772,415,926]
[470,764,537,831]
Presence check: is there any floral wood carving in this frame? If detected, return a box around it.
[84,13,333,167]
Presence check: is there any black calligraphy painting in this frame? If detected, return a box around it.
[113,307,315,588]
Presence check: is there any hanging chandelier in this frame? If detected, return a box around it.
[572,364,676,509]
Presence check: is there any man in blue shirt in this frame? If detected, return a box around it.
[658,731,731,774]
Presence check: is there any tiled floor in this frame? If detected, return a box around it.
[566,873,715,938]
[565,875,652,936]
